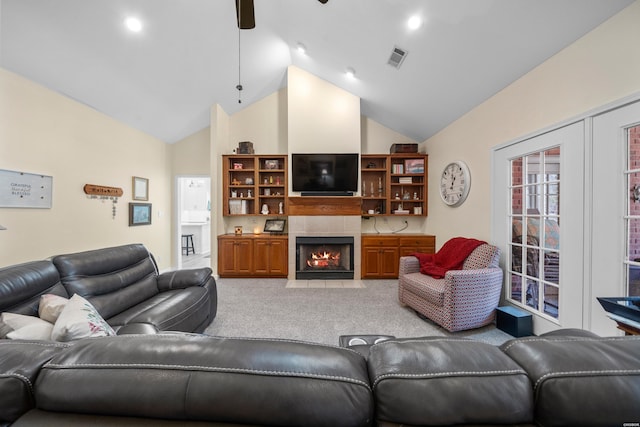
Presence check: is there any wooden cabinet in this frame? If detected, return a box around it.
[218,234,288,278]
[361,234,435,279]
[223,155,288,216]
[361,154,428,217]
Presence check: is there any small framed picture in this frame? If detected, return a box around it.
[129,203,152,226]
[234,225,243,235]
[133,176,149,201]
[264,159,279,170]
[233,163,243,169]
[264,218,286,233]
[404,158,425,174]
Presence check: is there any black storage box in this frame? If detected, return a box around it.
[496,306,533,337]
[390,143,418,154]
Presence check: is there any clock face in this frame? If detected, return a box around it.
[440,161,471,207]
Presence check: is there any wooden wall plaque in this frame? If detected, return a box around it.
[83,184,123,197]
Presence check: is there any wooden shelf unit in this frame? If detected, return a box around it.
[223,155,288,216]
[361,154,428,217]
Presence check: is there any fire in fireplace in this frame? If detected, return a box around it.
[296,236,354,279]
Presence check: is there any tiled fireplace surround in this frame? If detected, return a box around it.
[288,216,362,280]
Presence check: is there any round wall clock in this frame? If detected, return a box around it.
[440,161,471,207]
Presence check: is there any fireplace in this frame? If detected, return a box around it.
[296,236,355,279]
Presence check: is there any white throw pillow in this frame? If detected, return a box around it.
[0,312,54,340]
[39,294,69,323]
[6,322,54,340]
[51,294,116,342]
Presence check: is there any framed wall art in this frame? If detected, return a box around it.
[129,203,152,226]
[132,176,149,201]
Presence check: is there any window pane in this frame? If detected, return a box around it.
[511,188,523,213]
[526,218,541,247]
[511,244,523,274]
[544,284,559,318]
[629,265,640,297]
[545,183,560,216]
[510,274,523,301]
[628,217,640,262]
[526,279,539,309]
[543,219,560,251]
[543,250,560,285]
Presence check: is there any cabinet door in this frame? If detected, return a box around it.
[253,239,271,275]
[362,246,383,278]
[218,239,253,276]
[362,246,399,279]
[267,238,288,276]
[254,238,288,277]
[379,247,400,278]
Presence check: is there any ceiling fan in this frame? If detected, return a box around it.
[235,0,328,29]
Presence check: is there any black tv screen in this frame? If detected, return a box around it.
[292,153,359,194]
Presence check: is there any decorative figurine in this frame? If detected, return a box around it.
[261,204,269,215]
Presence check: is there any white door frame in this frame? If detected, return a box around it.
[492,122,586,335]
[590,99,640,335]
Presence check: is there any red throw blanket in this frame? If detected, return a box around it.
[412,237,486,279]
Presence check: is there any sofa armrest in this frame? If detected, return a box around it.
[157,267,213,291]
[399,256,420,276]
[444,267,503,304]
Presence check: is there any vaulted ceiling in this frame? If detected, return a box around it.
[0,0,634,143]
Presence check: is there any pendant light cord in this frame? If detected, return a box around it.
[236,9,243,103]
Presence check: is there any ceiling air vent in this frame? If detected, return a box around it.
[388,46,408,69]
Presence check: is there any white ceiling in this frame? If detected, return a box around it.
[0,0,634,143]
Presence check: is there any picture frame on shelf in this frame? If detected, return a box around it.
[264,159,279,170]
[129,203,152,226]
[404,158,425,174]
[132,176,149,201]
[264,218,286,233]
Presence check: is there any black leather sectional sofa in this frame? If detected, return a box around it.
[1,331,639,426]
[0,244,217,335]
[1,245,640,426]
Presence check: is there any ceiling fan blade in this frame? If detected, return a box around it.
[236,0,255,29]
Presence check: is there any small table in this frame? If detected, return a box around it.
[606,313,640,336]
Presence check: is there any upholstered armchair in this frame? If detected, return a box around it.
[398,243,503,332]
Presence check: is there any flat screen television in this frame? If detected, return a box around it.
[291,153,359,195]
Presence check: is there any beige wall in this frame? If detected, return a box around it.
[287,66,361,155]
[0,68,172,268]
[424,0,640,247]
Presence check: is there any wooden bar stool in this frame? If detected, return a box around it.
[182,234,195,256]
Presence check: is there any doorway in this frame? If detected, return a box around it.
[176,176,211,270]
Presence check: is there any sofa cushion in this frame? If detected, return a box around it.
[52,244,160,319]
[368,337,533,426]
[32,334,374,426]
[398,272,445,306]
[51,294,116,342]
[106,287,211,332]
[501,335,640,426]
[38,294,68,323]
[0,313,53,340]
[0,340,69,425]
[0,260,69,316]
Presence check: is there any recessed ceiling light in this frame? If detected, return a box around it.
[296,42,307,55]
[125,17,143,33]
[407,15,422,30]
[345,67,356,79]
